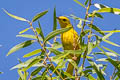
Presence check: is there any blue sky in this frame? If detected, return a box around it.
[0,0,120,80]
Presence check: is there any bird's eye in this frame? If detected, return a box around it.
[63,19,67,21]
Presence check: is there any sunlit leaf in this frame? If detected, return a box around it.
[103,39,120,47]
[22,59,42,71]
[7,40,35,56]
[43,27,72,44]
[102,32,113,40]
[53,7,57,31]
[102,46,120,56]
[88,42,93,54]
[74,0,86,8]
[88,13,103,19]
[101,30,120,33]
[19,28,30,34]
[64,49,84,55]
[64,72,75,79]
[67,59,78,69]
[94,3,109,9]
[97,8,120,15]
[23,49,42,58]
[18,70,24,80]
[3,9,29,22]
[32,10,48,22]
[16,34,37,39]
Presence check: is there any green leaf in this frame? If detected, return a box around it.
[46,47,63,55]
[74,0,86,8]
[103,39,120,47]
[107,58,120,71]
[88,42,93,54]
[19,28,30,34]
[88,59,105,80]
[88,24,105,36]
[102,32,113,40]
[64,49,84,55]
[11,56,44,70]
[43,27,72,44]
[84,0,89,5]
[87,74,96,80]
[32,10,48,22]
[53,7,57,31]
[102,46,120,56]
[80,29,90,37]
[53,53,69,60]
[0,72,3,74]
[52,42,62,49]
[101,30,120,33]
[18,70,24,80]
[67,59,78,69]
[64,72,75,79]
[23,49,42,58]
[37,21,44,40]
[97,8,120,15]
[22,59,41,71]
[31,67,43,76]
[88,13,103,19]
[7,40,35,56]
[16,34,37,39]
[3,9,29,22]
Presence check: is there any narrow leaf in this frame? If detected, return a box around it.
[88,13,103,19]
[46,47,63,55]
[88,42,93,54]
[97,8,120,15]
[7,40,35,56]
[102,46,120,56]
[53,7,57,31]
[31,67,43,76]
[23,49,42,58]
[32,10,48,22]
[88,59,105,80]
[38,21,44,40]
[19,28,30,34]
[84,0,89,5]
[22,59,42,71]
[103,39,120,47]
[16,34,37,39]
[88,24,105,36]
[74,0,86,8]
[43,27,72,44]
[3,9,28,22]
[107,58,120,71]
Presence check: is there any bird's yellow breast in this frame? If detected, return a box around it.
[61,28,79,50]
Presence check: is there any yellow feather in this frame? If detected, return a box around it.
[57,16,80,75]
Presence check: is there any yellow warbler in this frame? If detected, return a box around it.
[57,16,80,75]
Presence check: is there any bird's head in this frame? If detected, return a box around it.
[57,16,71,28]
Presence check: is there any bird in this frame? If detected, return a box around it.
[57,16,81,75]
